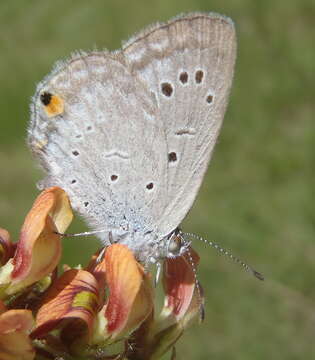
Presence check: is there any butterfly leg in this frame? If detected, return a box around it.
[154,261,162,287]
[108,231,115,244]
[96,247,106,263]
[96,232,115,263]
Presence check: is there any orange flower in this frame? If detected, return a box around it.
[0,187,202,359]
[31,244,153,357]
[0,187,73,298]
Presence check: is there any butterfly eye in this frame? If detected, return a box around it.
[168,232,185,257]
[40,91,64,117]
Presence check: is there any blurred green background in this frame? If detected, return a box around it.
[0,0,314,359]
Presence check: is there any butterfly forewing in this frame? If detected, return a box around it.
[29,53,168,234]
[122,13,237,235]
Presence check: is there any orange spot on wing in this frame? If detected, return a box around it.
[44,94,64,117]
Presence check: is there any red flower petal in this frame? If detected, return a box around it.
[163,247,200,320]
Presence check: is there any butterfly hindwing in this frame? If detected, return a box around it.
[122,13,237,235]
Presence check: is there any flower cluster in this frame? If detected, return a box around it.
[0,187,203,359]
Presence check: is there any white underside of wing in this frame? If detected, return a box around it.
[123,13,237,235]
[28,53,168,244]
[28,13,236,261]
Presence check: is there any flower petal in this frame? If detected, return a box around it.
[9,187,73,293]
[105,244,152,337]
[140,281,203,359]
[128,248,202,360]
[104,244,143,336]
[122,266,153,336]
[31,269,99,341]
[86,248,107,299]
[92,244,153,344]
[179,279,204,328]
[162,247,200,321]
[0,309,35,360]
[0,228,15,265]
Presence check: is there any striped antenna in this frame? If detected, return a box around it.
[182,232,264,281]
[54,229,110,237]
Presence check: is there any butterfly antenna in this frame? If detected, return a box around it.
[183,232,264,281]
[186,247,205,322]
[55,229,110,237]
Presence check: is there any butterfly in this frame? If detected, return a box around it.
[28,12,236,266]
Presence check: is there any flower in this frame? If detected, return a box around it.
[0,187,203,359]
[29,244,153,358]
[126,248,203,360]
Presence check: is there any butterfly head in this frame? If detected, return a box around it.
[166,229,191,258]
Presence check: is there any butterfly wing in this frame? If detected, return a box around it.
[28,53,168,235]
[28,13,236,250]
[122,13,237,235]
